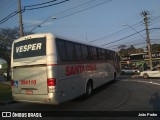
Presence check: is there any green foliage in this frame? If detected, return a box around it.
[119,45,144,56]
[151,44,160,53]
[0,83,12,101]
[119,43,160,57]
[0,27,33,80]
[0,27,33,61]
[0,27,19,63]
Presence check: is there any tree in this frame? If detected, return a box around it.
[119,48,129,56]
[151,44,160,53]
[118,45,144,57]
[118,45,127,50]
[127,45,136,54]
[0,27,32,80]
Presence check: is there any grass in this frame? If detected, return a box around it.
[0,83,12,101]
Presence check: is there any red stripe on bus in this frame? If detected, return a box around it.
[46,61,116,66]
[47,64,57,66]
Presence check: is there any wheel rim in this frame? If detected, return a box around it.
[87,85,92,95]
[86,83,92,96]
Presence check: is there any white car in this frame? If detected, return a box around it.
[140,67,160,79]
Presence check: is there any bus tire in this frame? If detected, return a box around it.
[85,80,93,97]
[113,72,116,80]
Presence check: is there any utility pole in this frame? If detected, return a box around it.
[18,0,24,37]
[141,11,152,70]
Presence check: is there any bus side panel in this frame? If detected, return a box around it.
[57,65,71,103]
[91,62,115,89]
[104,63,114,82]
[58,79,72,103]
[57,65,86,103]
[71,72,86,98]
[91,63,108,89]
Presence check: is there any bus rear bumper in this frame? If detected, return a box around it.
[12,93,60,105]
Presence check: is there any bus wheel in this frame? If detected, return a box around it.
[85,81,93,97]
[113,72,116,80]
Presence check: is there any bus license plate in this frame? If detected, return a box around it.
[26,90,33,95]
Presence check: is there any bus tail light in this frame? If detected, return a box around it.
[47,78,56,86]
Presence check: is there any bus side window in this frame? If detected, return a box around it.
[88,46,93,60]
[65,42,76,61]
[92,47,98,60]
[81,45,89,60]
[56,40,67,61]
[101,49,106,60]
[106,50,111,60]
[97,48,102,60]
[75,44,82,60]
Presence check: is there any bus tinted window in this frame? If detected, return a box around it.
[81,45,89,60]
[56,40,67,61]
[111,51,115,60]
[102,49,106,60]
[106,50,111,60]
[75,44,82,60]
[88,46,93,60]
[66,42,76,61]
[92,47,97,60]
[13,37,46,59]
[97,48,102,60]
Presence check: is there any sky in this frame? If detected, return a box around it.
[0,0,160,51]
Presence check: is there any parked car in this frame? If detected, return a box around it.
[140,67,160,79]
[121,68,140,74]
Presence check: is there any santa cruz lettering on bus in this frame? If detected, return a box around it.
[65,64,97,76]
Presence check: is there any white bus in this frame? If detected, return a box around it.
[11,33,121,104]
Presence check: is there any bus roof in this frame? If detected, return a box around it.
[14,32,116,53]
[54,33,116,53]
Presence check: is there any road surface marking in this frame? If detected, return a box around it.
[121,79,160,86]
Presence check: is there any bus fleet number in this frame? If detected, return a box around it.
[21,80,36,85]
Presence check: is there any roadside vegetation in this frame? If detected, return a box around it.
[0,83,12,101]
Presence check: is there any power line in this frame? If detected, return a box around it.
[89,19,145,43]
[101,27,160,47]
[107,27,160,49]
[0,0,69,25]
[24,0,99,27]
[0,10,18,24]
[102,13,159,46]
[24,0,58,8]
[101,29,146,46]
[89,16,158,45]
[29,0,113,32]
[24,0,69,10]
[57,0,112,20]
[90,28,128,43]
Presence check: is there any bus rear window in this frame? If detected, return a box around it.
[13,37,46,59]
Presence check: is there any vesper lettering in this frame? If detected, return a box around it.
[16,43,42,53]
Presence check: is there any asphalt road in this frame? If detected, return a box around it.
[1,76,160,120]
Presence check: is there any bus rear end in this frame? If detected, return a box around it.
[11,33,59,104]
